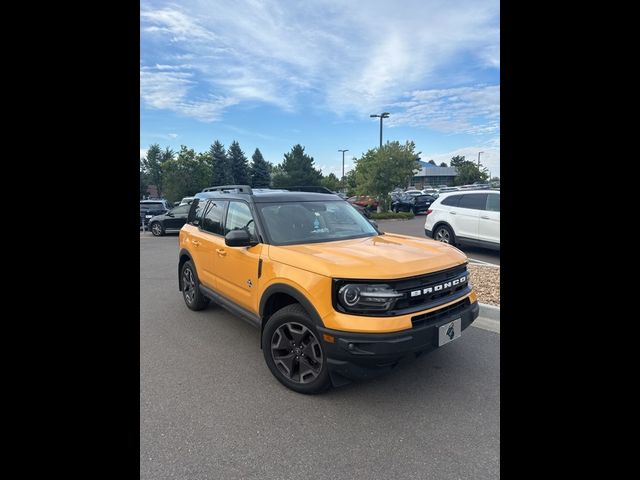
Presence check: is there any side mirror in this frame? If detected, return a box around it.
[225,229,256,247]
[166,212,174,217]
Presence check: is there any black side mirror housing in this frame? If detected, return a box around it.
[225,229,257,247]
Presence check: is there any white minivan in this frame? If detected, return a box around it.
[424,190,500,250]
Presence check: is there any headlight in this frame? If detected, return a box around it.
[337,283,402,312]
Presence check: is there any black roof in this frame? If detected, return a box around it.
[194,187,342,203]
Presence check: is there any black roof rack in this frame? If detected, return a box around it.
[284,186,335,194]
[201,185,253,194]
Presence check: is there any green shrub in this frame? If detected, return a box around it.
[369,211,415,220]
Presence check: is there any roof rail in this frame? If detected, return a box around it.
[201,185,253,194]
[285,186,335,194]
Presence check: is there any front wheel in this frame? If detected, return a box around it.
[262,304,330,394]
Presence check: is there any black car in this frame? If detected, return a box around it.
[391,194,436,214]
[147,204,191,236]
[140,200,172,226]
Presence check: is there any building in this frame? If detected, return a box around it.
[410,161,458,188]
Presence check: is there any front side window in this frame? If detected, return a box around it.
[201,200,228,235]
[170,205,190,215]
[458,193,487,210]
[258,201,377,246]
[225,201,256,240]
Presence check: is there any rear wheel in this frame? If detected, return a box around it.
[150,222,164,236]
[262,304,330,394]
[434,224,455,245]
[181,260,209,311]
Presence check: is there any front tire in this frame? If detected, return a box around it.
[262,304,330,394]
[181,260,209,311]
[150,222,164,236]
[434,224,455,245]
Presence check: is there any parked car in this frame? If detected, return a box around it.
[391,194,436,214]
[140,199,172,226]
[424,190,500,250]
[404,189,423,196]
[178,185,478,393]
[148,203,191,236]
[347,195,379,210]
[437,187,460,193]
[421,188,439,197]
[179,196,195,206]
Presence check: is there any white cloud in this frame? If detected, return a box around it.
[140,66,237,121]
[388,85,500,135]
[425,142,500,178]
[167,133,178,138]
[140,0,499,125]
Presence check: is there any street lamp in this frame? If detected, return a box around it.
[338,149,349,181]
[477,151,484,167]
[370,112,390,148]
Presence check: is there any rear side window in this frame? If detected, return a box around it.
[441,194,462,206]
[458,193,488,210]
[171,204,190,215]
[187,199,204,226]
[201,200,228,235]
[486,194,500,212]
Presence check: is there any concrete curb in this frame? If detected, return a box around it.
[479,303,500,321]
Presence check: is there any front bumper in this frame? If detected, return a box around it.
[317,299,479,386]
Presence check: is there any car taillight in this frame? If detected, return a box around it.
[426,209,432,215]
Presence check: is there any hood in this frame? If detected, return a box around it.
[268,233,467,279]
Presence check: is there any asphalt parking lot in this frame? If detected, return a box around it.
[141,234,500,480]
[376,215,500,265]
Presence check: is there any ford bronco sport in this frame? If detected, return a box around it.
[178,185,479,394]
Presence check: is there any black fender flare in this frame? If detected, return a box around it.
[177,248,193,291]
[259,283,324,331]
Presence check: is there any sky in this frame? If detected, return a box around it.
[140,0,500,179]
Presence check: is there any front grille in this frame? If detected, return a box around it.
[390,264,469,311]
[332,263,470,317]
[411,298,470,328]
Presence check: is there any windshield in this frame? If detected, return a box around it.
[257,201,378,245]
[140,202,164,210]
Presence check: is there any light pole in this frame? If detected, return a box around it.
[477,151,484,168]
[370,112,390,148]
[338,149,349,182]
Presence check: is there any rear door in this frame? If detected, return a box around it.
[454,193,487,240]
[478,193,500,244]
[215,200,262,313]
[196,200,229,291]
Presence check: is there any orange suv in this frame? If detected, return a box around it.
[178,185,479,393]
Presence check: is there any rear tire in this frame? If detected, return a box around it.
[181,260,209,311]
[150,222,164,236]
[262,304,330,394]
[434,224,455,245]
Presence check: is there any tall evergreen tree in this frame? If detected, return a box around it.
[227,140,250,185]
[142,144,163,196]
[440,162,448,167]
[273,144,322,187]
[249,148,271,187]
[209,140,232,186]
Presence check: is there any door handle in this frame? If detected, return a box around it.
[192,240,200,247]
[480,216,490,219]
[450,211,456,215]
[216,248,227,256]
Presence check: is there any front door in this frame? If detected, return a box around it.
[165,204,190,230]
[215,200,262,313]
